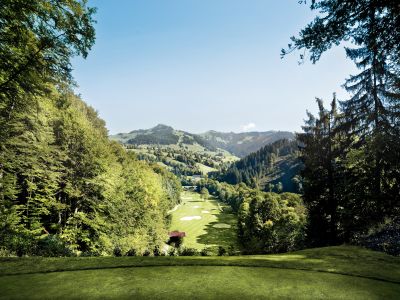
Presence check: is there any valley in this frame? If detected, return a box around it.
[126,144,238,176]
[2,1,400,299]
[110,124,294,158]
[110,124,300,191]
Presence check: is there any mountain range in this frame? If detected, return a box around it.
[110,124,294,157]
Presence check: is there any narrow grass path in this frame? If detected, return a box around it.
[0,246,399,299]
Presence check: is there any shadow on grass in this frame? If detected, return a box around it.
[1,246,400,286]
[196,199,240,250]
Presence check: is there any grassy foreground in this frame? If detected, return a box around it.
[0,246,400,299]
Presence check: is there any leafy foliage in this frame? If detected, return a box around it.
[0,89,182,256]
[286,0,400,248]
[197,179,307,253]
[0,1,181,256]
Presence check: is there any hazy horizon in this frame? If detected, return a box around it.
[72,0,357,134]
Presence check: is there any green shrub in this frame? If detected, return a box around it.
[227,245,236,256]
[113,247,122,257]
[0,247,16,257]
[200,247,212,256]
[1,233,36,257]
[218,246,227,256]
[238,192,307,254]
[168,247,177,256]
[36,235,72,257]
[125,249,137,256]
[179,247,198,256]
[353,217,400,256]
[142,250,151,256]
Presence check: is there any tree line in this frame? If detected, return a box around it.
[196,179,307,254]
[0,0,181,256]
[285,0,400,247]
[215,139,302,193]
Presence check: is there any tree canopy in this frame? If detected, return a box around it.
[287,0,400,246]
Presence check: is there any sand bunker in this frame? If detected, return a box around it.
[213,223,231,229]
[201,210,210,214]
[167,205,180,214]
[180,216,202,221]
[193,205,200,208]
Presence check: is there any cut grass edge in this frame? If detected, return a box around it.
[0,246,399,285]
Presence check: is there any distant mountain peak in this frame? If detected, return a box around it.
[200,130,295,157]
[110,124,216,151]
[152,124,173,130]
[110,125,294,158]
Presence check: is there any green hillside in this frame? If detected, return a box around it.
[1,246,399,299]
[217,139,302,193]
[110,124,216,151]
[110,125,295,158]
[109,125,296,178]
[110,125,241,176]
[201,130,295,157]
[126,144,238,176]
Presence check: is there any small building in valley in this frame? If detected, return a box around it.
[168,231,186,238]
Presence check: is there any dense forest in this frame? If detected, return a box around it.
[0,1,181,256]
[112,124,294,158]
[111,124,217,151]
[199,130,294,157]
[196,179,307,253]
[284,0,400,248]
[129,145,235,176]
[215,139,302,193]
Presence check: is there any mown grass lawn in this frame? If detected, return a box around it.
[169,191,239,251]
[0,246,399,299]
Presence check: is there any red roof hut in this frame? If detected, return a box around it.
[168,231,186,238]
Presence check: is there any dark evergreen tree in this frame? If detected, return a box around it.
[218,139,301,193]
[297,96,344,245]
[286,0,400,244]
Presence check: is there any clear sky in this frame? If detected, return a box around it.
[72,0,357,134]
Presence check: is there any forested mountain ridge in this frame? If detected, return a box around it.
[110,125,239,177]
[110,124,216,151]
[215,139,302,193]
[111,125,295,157]
[200,130,294,157]
[110,125,295,178]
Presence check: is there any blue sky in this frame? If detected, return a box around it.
[72,0,357,134]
